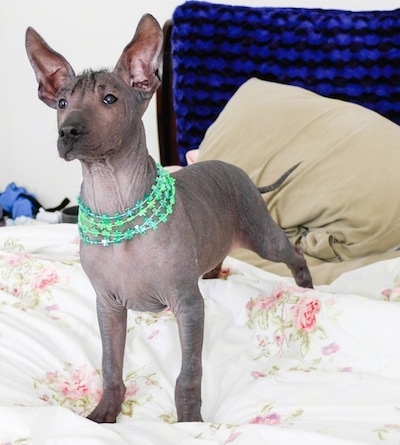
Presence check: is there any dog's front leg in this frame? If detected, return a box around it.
[88,296,127,423]
[174,289,205,422]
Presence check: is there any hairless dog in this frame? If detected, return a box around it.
[25,14,313,424]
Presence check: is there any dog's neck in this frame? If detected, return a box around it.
[79,136,157,217]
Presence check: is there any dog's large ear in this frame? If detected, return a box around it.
[25,27,75,109]
[114,14,163,99]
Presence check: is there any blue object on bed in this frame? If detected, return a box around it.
[171,1,400,164]
[0,183,35,219]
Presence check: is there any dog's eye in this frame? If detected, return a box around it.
[58,99,68,109]
[103,94,118,105]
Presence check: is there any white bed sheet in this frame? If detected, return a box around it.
[1,224,400,444]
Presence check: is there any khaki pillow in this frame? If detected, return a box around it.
[198,78,400,262]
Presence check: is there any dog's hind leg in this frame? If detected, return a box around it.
[249,217,312,288]
[236,189,313,288]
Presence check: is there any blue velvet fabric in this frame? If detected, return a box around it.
[171,1,400,164]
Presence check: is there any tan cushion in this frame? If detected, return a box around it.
[198,78,400,266]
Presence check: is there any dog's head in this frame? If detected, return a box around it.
[25,15,163,162]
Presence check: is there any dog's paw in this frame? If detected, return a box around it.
[87,404,119,423]
[87,386,125,423]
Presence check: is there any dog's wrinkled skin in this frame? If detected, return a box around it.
[25,15,313,424]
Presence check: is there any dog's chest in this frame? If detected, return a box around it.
[79,241,170,312]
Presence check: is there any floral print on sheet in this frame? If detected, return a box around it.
[128,307,176,333]
[381,274,400,302]
[34,362,160,418]
[373,407,400,441]
[249,403,303,426]
[179,422,242,444]
[0,239,76,319]
[245,284,343,429]
[246,284,338,359]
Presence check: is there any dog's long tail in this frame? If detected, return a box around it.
[258,162,301,194]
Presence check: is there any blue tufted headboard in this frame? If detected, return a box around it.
[157,1,400,165]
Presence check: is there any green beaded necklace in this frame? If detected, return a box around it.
[77,164,176,246]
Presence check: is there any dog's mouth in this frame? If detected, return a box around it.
[58,141,77,162]
[58,139,113,163]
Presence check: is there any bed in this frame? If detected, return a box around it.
[3,2,400,444]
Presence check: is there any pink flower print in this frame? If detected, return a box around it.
[293,297,321,332]
[53,365,98,401]
[382,285,400,301]
[250,412,281,425]
[249,415,265,425]
[321,342,340,356]
[225,431,242,443]
[148,329,159,340]
[246,299,254,311]
[46,371,58,380]
[5,253,29,266]
[251,371,267,380]
[32,268,59,291]
[256,335,267,348]
[246,290,284,312]
[125,382,140,398]
[45,304,61,320]
[275,334,286,349]
[40,394,50,402]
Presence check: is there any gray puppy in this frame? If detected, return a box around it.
[26,14,312,424]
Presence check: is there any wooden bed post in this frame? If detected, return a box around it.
[156,20,179,166]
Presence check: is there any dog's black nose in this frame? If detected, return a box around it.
[59,122,84,140]
[58,118,87,160]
